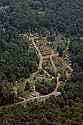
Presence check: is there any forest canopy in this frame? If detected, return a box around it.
[0,0,83,83]
[0,0,83,125]
[0,0,83,35]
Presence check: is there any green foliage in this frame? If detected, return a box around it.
[58,84,65,93]
[0,33,37,83]
[36,77,56,94]
[24,82,33,92]
[0,96,83,125]
[0,1,83,124]
[57,47,64,56]
[0,83,16,105]
[70,40,83,68]
[0,0,83,35]
[63,39,83,100]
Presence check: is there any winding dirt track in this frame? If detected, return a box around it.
[8,73,61,107]
[1,35,72,108]
[18,36,61,103]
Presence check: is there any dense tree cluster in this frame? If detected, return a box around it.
[36,77,56,94]
[0,0,83,124]
[65,39,83,100]
[70,39,83,68]
[0,4,38,83]
[0,38,83,125]
[0,96,83,125]
[0,32,37,83]
[0,83,16,105]
[0,0,83,83]
[0,0,83,35]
